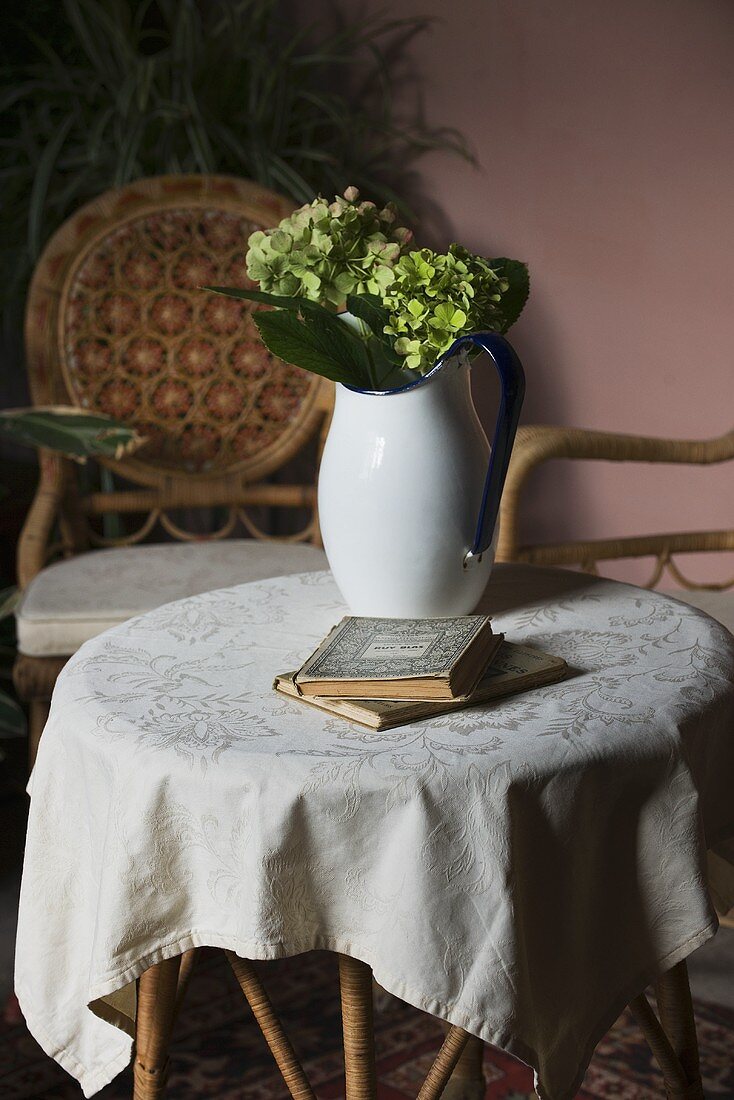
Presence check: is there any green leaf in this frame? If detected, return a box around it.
[491,258,530,333]
[302,309,375,386]
[0,691,25,738]
[0,588,20,620]
[346,294,403,379]
[0,408,143,459]
[346,292,390,340]
[367,339,415,389]
[28,112,75,257]
[253,310,370,387]
[204,285,329,315]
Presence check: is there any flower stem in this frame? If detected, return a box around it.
[355,318,380,390]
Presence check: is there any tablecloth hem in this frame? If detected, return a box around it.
[531,915,719,1100]
[43,914,715,1100]
[14,981,132,1100]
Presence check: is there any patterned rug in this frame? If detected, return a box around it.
[2,950,733,1098]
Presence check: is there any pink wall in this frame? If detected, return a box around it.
[355,0,734,583]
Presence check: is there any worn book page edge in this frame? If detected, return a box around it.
[294,614,493,690]
[273,662,567,731]
[297,633,504,701]
[275,643,568,731]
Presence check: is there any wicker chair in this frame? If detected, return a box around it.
[13,175,334,762]
[496,422,734,926]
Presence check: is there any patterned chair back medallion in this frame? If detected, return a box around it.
[27,176,331,489]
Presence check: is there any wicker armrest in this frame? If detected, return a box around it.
[17,450,76,588]
[497,425,734,562]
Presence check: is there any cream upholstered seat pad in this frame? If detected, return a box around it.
[661,588,734,635]
[16,541,328,657]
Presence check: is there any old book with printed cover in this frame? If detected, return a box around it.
[276,641,568,731]
[293,614,500,701]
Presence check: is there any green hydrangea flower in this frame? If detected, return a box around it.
[381,245,511,373]
[246,187,412,307]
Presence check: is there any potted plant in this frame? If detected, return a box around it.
[0,409,142,738]
[208,189,529,617]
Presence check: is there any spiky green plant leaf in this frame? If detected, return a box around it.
[0,588,20,620]
[0,0,472,330]
[0,408,144,460]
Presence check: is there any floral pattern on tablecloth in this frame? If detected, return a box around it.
[15,565,734,1100]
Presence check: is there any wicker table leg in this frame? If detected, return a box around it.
[416,1026,472,1100]
[174,949,198,1019]
[137,950,702,1100]
[339,955,377,1100]
[440,1031,486,1100]
[629,959,704,1100]
[655,961,704,1100]
[226,951,316,1100]
[338,955,474,1100]
[133,956,182,1099]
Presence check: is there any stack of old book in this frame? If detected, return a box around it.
[274,614,567,731]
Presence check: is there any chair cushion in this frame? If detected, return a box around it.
[661,587,734,635]
[16,540,328,657]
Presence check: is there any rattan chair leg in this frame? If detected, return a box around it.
[338,954,377,1100]
[655,962,703,1099]
[28,700,49,768]
[439,1030,486,1100]
[133,955,182,1099]
[416,1025,472,1100]
[225,951,316,1100]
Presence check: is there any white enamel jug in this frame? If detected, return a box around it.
[317,332,525,617]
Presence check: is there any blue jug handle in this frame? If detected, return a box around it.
[344,329,525,565]
[440,331,526,566]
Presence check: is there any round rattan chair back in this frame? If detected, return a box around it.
[25,174,332,489]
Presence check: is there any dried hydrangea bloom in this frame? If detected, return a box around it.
[382,245,511,373]
[246,188,412,306]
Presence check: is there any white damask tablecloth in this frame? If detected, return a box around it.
[15,564,734,1099]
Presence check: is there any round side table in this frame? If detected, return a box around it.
[16,565,734,1100]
